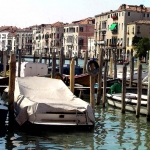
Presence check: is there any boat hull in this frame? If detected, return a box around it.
[107,93,147,115]
[28,112,94,126]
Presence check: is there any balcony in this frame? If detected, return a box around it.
[66,42,73,46]
[100,28,107,32]
[25,42,32,46]
[111,15,118,20]
[109,44,117,47]
[97,40,106,45]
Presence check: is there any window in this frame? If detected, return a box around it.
[79,39,84,45]
[128,12,130,16]
[143,13,145,17]
[127,27,129,34]
[67,36,73,43]
[122,12,124,16]
[147,14,149,17]
[108,14,110,18]
[57,34,59,38]
[127,37,129,46]
[76,27,78,32]
[2,34,6,39]
[132,26,134,34]
[108,25,109,31]
[122,23,123,30]
[137,26,140,34]
[80,27,83,32]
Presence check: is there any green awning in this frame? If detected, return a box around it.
[109,23,117,30]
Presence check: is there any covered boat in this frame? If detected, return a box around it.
[14,77,95,126]
[106,93,147,115]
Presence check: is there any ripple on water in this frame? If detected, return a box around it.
[1,104,150,149]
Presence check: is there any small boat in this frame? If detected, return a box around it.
[116,70,148,80]
[64,73,93,86]
[3,77,95,126]
[0,99,8,125]
[106,93,148,115]
[48,64,83,75]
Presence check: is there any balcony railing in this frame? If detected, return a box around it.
[25,42,32,45]
[109,44,117,47]
[111,15,118,20]
[97,40,106,45]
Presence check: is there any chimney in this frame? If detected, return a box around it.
[140,4,144,9]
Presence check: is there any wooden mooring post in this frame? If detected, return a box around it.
[8,53,16,128]
[39,53,42,63]
[18,49,22,77]
[51,52,56,78]
[3,51,7,77]
[59,47,64,75]
[102,59,108,107]
[90,74,95,110]
[129,50,134,87]
[83,51,88,74]
[121,64,127,113]
[147,52,150,121]
[70,59,75,93]
[109,57,113,77]
[113,51,117,79]
[48,53,51,67]
[96,48,104,105]
[136,64,142,118]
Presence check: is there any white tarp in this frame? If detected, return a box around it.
[16,62,48,77]
[14,77,95,125]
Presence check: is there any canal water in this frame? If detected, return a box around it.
[1,104,150,149]
[2,58,148,149]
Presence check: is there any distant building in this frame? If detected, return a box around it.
[88,37,95,58]
[32,22,64,55]
[95,4,150,59]
[16,27,33,54]
[63,17,95,57]
[0,26,18,52]
[126,20,150,52]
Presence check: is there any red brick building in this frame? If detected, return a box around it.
[63,17,95,57]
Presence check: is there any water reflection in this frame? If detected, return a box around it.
[1,105,150,149]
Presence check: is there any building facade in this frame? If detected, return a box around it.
[126,20,150,51]
[95,4,150,59]
[32,22,64,55]
[0,26,18,52]
[88,36,95,58]
[63,17,95,57]
[16,27,33,54]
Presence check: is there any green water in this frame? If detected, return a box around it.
[1,104,150,150]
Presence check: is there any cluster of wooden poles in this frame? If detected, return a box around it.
[5,47,150,126]
[80,47,150,120]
